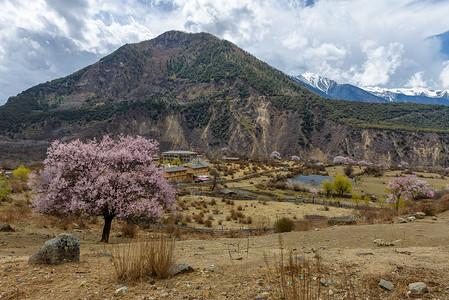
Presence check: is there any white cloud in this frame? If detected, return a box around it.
[407,71,427,87]
[2,0,449,104]
[440,61,449,88]
[352,41,404,86]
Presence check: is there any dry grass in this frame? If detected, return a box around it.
[0,200,32,223]
[265,236,376,300]
[359,207,397,224]
[111,234,175,282]
[120,222,138,238]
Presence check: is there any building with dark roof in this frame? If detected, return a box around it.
[163,166,189,182]
[162,151,198,164]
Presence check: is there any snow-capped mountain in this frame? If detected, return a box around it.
[293,73,387,103]
[362,86,449,104]
[296,72,335,94]
[294,72,449,105]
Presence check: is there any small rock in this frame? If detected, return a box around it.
[293,256,305,262]
[408,282,428,294]
[320,278,327,286]
[432,216,438,220]
[209,265,215,271]
[379,279,394,291]
[396,217,407,223]
[114,286,127,294]
[99,252,112,257]
[415,212,425,219]
[255,292,270,299]
[169,263,195,276]
[407,216,416,222]
[355,252,374,256]
[0,224,14,232]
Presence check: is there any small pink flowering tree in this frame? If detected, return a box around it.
[309,188,318,201]
[385,175,434,210]
[30,135,176,243]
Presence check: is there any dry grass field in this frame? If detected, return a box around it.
[1,162,449,299]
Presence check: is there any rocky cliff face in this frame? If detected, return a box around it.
[1,31,449,167]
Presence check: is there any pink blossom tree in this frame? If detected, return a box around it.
[309,188,318,201]
[30,135,177,243]
[385,175,434,210]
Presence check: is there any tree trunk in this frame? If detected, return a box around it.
[101,213,114,243]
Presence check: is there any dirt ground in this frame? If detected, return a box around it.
[1,206,449,299]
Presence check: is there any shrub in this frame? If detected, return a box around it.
[321,179,332,197]
[331,173,353,196]
[12,165,31,181]
[0,174,11,201]
[274,217,295,233]
[111,235,175,282]
[121,222,138,238]
[204,219,212,227]
[344,165,354,177]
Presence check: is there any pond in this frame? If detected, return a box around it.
[287,174,356,187]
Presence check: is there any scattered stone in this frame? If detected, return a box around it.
[432,216,438,220]
[255,279,264,286]
[169,263,195,276]
[407,216,416,222]
[320,278,327,286]
[355,252,374,256]
[293,256,305,262]
[209,265,215,272]
[408,282,428,294]
[28,233,80,265]
[379,279,394,291]
[314,246,327,252]
[114,286,127,294]
[373,239,400,246]
[99,252,112,257]
[328,216,356,225]
[0,224,14,232]
[255,292,270,299]
[396,218,407,223]
[415,212,426,219]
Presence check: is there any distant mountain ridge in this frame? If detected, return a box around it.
[293,73,387,103]
[294,72,449,105]
[2,31,449,168]
[362,86,449,105]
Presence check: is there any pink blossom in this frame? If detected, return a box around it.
[30,135,176,242]
[385,175,434,209]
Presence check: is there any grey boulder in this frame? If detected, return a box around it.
[29,233,80,265]
[408,282,428,294]
[169,263,195,276]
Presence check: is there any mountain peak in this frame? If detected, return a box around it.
[295,72,335,94]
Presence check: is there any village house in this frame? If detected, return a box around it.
[162,150,198,164]
[163,166,189,182]
[184,163,210,182]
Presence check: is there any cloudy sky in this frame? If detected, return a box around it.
[1,0,449,105]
